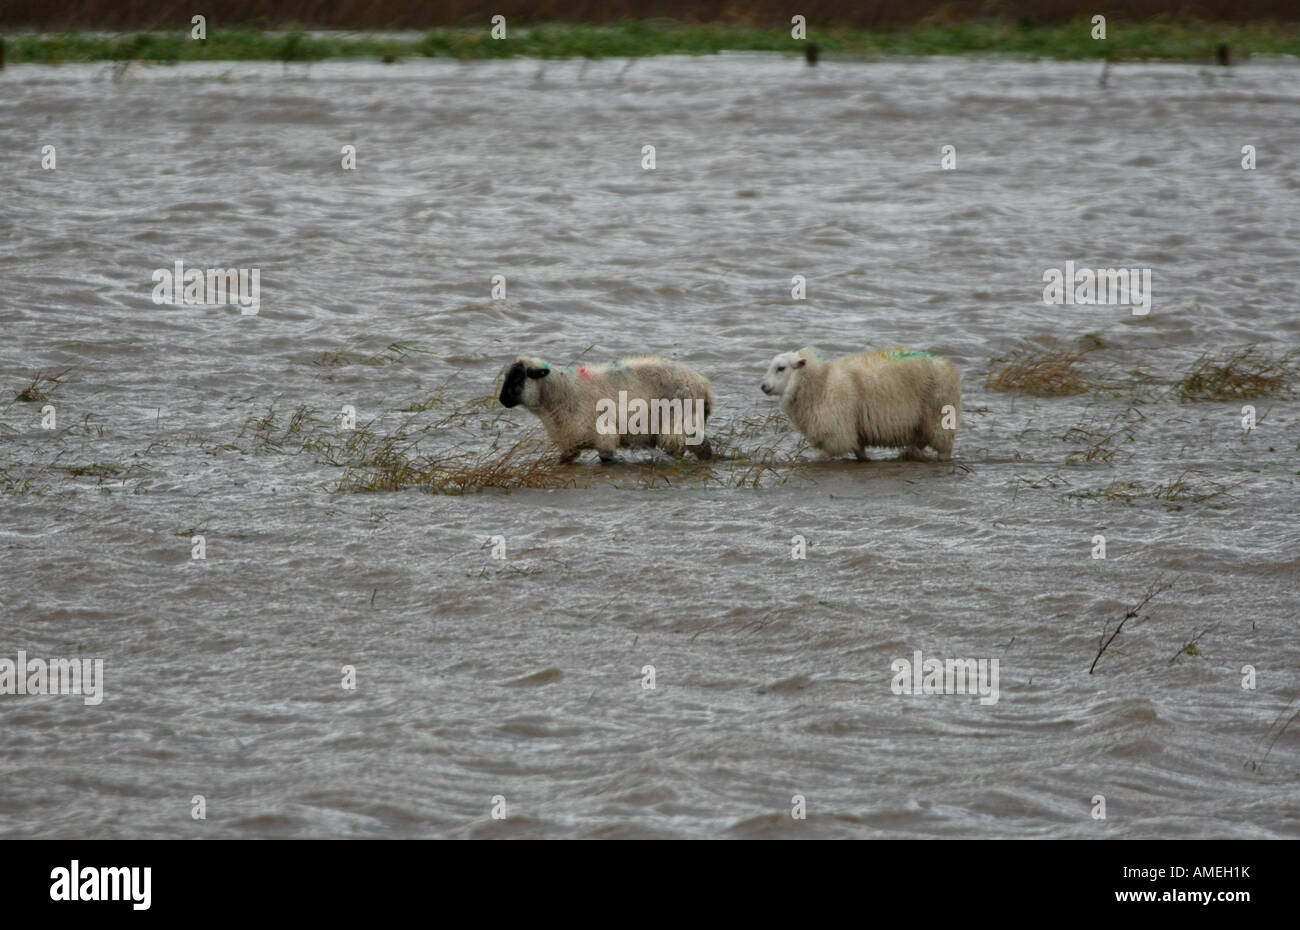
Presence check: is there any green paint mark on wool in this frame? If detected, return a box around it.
[879,348,935,361]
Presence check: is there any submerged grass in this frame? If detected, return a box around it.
[1174,345,1296,401]
[13,368,72,403]
[335,437,573,494]
[311,341,437,369]
[220,397,813,493]
[65,462,123,477]
[332,413,814,493]
[0,465,39,495]
[986,338,1097,396]
[1065,470,1240,507]
[1061,408,1139,465]
[9,20,1300,64]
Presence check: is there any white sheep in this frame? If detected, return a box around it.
[760,346,961,461]
[498,355,715,462]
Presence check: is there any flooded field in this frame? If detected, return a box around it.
[1,55,1297,838]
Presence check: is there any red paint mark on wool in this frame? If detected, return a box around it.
[578,366,591,380]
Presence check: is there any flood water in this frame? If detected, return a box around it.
[1,54,1297,838]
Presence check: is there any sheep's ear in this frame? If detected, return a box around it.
[526,366,549,379]
[794,358,806,369]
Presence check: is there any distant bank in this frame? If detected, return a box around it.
[3,20,1299,65]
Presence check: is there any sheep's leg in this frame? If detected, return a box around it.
[657,434,686,458]
[594,435,620,463]
[557,448,580,464]
[901,445,930,461]
[691,437,713,460]
[853,446,870,461]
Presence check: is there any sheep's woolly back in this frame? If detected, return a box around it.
[503,355,715,461]
[782,346,961,459]
[876,348,935,361]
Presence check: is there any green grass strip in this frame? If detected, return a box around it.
[5,20,1300,64]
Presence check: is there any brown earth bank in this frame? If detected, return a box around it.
[3,0,1299,30]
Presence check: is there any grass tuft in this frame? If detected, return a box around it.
[14,368,72,403]
[336,437,573,494]
[1065,470,1239,507]
[66,462,123,477]
[1174,345,1296,402]
[987,339,1095,396]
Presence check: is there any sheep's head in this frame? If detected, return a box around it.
[499,357,551,408]
[760,350,807,397]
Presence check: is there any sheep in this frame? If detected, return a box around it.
[760,346,961,461]
[498,355,715,463]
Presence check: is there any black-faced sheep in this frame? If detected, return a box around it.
[499,355,715,463]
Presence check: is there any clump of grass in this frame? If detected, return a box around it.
[359,341,435,366]
[1063,430,1124,465]
[397,394,443,413]
[0,466,37,495]
[721,441,804,488]
[986,339,1096,397]
[337,438,573,494]
[1066,470,1238,506]
[14,368,71,403]
[334,433,429,492]
[76,413,107,438]
[1150,471,1239,504]
[66,463,123,478]
[625,454,715,490]
[708,410,792,452]
[238,404,283,452]
[1174,345,1296,402]
[399,397,441,413]
[1015,473,1065,493]
[702,410,807,487]
[312,341,435,369]
[283,404,313,437]
[1066,479,1143,503]
[240,403,352,455]
[1062,406,1141,465]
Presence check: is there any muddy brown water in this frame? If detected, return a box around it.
[1,55,1297,838]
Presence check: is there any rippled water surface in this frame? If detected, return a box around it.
[1,55,1298,838]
